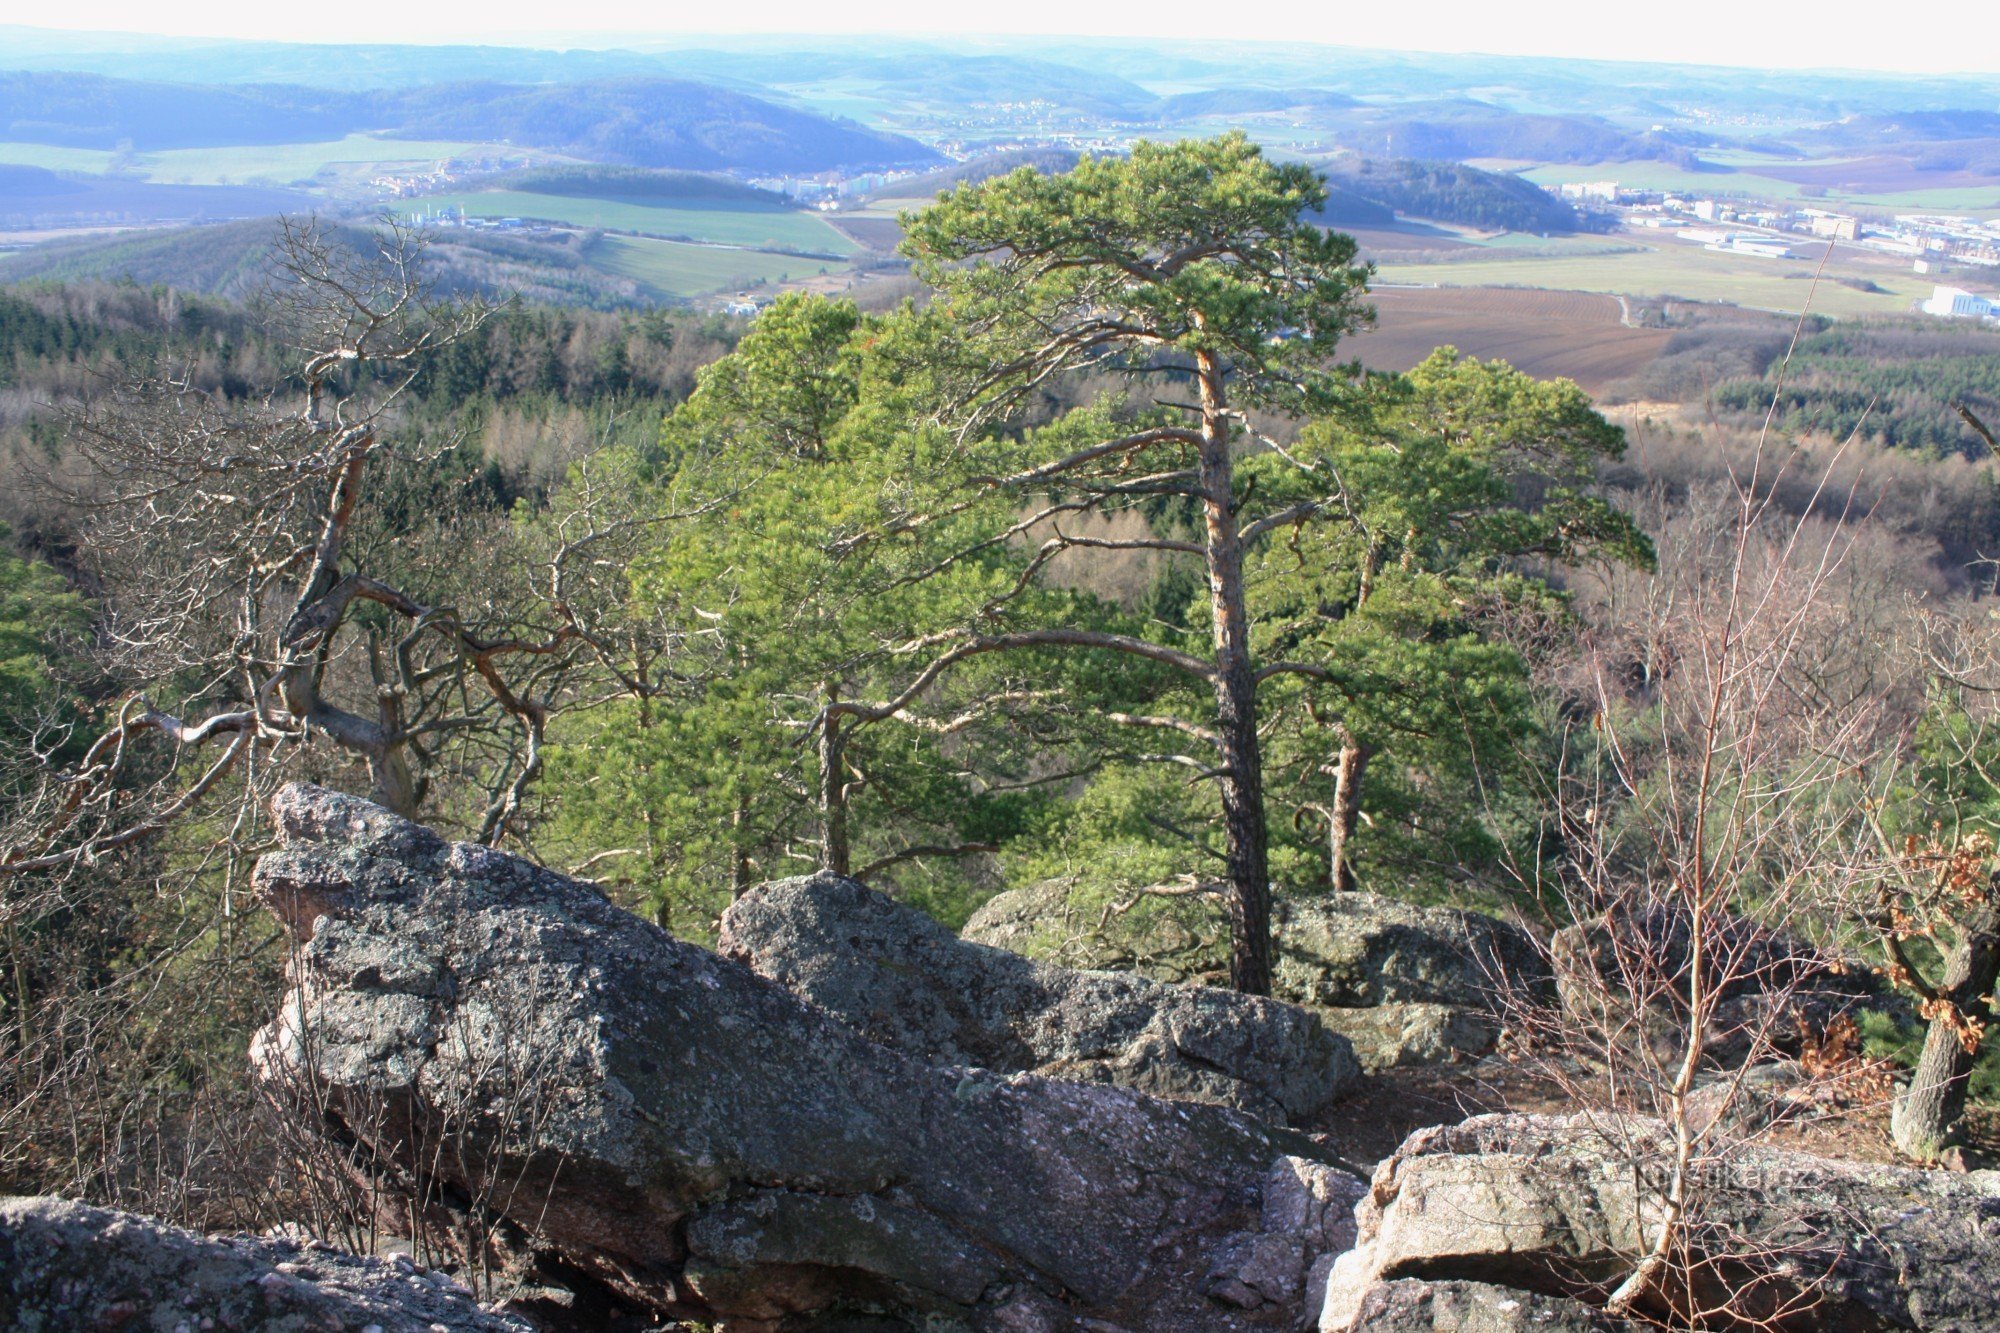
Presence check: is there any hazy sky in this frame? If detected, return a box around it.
[12,2,1998,75]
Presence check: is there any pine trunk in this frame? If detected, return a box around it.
[1197,350,1273,996]
[818,685,851,878]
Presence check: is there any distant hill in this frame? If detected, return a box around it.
[385,79,937,174]
[490,166,793,209]
[0,165,315,229]
[0,218,290,298]
[1154,88,1358,119]
[0,216,799,310]
[872,148,1570,235]
[1316,101,1708,168]
[1321,158,1591,233]
[0,72,358,150]
[0,71,939,174]
[862,150,1085,204]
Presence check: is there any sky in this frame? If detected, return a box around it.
[5,1,1997,75]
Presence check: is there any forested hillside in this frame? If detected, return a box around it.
[8,137,2000,1332]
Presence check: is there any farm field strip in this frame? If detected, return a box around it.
[1374,240,1933,319]
[1351,286,1672,397]
[398,191,858,255]
[587,234,845,298]
[1520,159,2000,213]
[0,136,539,187]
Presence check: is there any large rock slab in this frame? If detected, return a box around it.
[0,1196,527,1332]
[249,784,1366,1331]
[1350,1280,1641,1331]
[1321,1113,2000,1332]
[719,871,1359,1125]
[961,882,1548,1054]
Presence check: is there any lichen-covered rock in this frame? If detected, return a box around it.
[962,883,1549,1017]
[1314,1003,1498,1072]
[720,872,1359,1125]
[1351,1280,1642,1331]
[250,784,1365,1332]
[1273,896,1547,1011]
[1320,1113,2000,1332]
[0,1196,528,1332]
[961,876,1223,980]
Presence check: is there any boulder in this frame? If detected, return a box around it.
[960,876,1223,981]
[250,784,1367,1331]
[0,1196,527,1332]
[1350,1280,1642,1331]
[1320,1112,2000,1332]
[961,883,1548,1062]
[1314,1003,1499,1072]
[1274,895,1547,1011]
[719,871,1360,1125]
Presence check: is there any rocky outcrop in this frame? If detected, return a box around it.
[719,872,1360,1125]
[1273,895,1546,1012]
[1315,1003,1500,1073]
[1320,1113,2000,1332]
[964,882,1547,1008]
[0,1196,527,1332]
[249,784,1367,1331]
[960,876,1222,980]
[961,883,1546,1068]
[1350,1280,1641,1331]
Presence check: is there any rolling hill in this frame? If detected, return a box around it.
[0,71,939,173]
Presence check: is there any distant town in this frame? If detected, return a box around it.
[1557,179,2000,320]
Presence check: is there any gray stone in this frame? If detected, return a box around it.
[1320,1112,2000,1332]
[1351,1280,1642,1332]
[962,883,1549,1027]
[720,871,1359,1125]
[250,784,1365,1332]
[1314,1003,1499,1072]
[0,1196,528,1332]
[1274,895,1548,1011]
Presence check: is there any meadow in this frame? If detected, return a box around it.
[1519,157,2000,214]
[399,191,858,255]
[1375,236,1933,319]
[586,234,846,298]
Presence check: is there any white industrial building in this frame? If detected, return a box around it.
[1922,285,1997,319]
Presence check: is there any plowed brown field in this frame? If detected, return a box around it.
[1351,286,1672,397]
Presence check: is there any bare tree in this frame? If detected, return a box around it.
[1503,454,1903,1324]
[0,218,589,885]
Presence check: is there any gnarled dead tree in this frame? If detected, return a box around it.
[2,218,585,889]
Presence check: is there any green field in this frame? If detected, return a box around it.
[0,142,120,173]
[141,136,520,186]
[587,234,845,299]
[399,191,857,255]
[1521,159,2000,214]
[1375,239,1932,319]
[0,136,536,188]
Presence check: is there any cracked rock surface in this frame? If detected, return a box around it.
[1320,1113,2000,1333]
[0,1195,528,1332]
[720,871,1360,1126]
[250,784,1366,1331]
